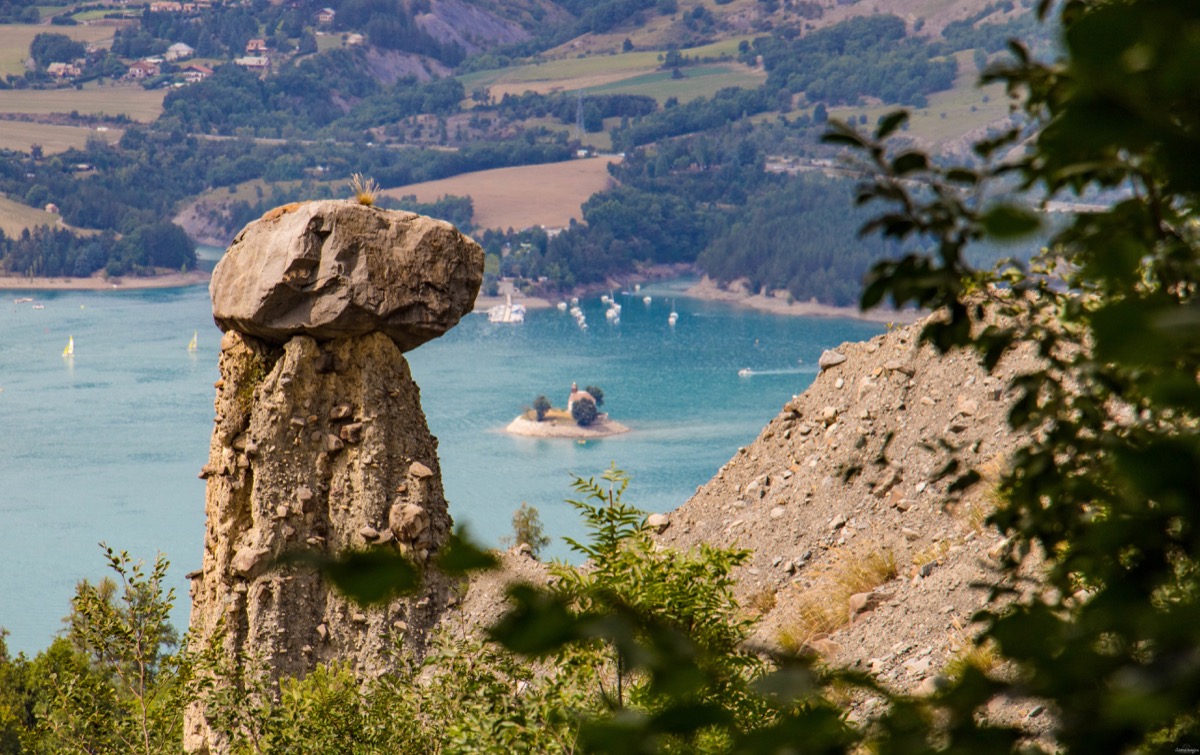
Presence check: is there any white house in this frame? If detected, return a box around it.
[126,60,161,79]
[47,62,81,78]
[566,382,596,412]
[234,56,270,71]
[181,63,213,82]
[165,42,194,61]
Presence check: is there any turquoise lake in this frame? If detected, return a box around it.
[0,280,881,654]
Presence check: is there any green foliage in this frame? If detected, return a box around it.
[751,16,957,108]
[818,0,1200,750]
[583,385,604,408]
[532,394,552,421]
[40,545,186,755]
[506,502,552,556]
[571,396,598,426]
[378,193,474,232]
[29,33,85,69]
[194,469,781,753]
[696,173,902,306]
[611,87,771,152]
[490,465,856,752]
[277,548,420,605]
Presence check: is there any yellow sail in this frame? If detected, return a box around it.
[62,335,73,357]
[187,330,198,352]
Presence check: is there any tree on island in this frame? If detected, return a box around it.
[532,395,551,421]
[582,385,604,408]
[570,397,597,426]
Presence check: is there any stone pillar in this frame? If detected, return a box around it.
[185,201,482,753]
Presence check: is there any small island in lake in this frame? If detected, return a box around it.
[505,382,630,439]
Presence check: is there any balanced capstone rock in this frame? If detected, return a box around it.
[210,200,484,350]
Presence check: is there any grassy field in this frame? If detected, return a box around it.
[827,51,1007,146]
[315,32,345,52]
[461,43,762,103]
[68,8,138,21]
[0,120,121,153]
[460,51,663,94]
[0,194,61,237]
[583,63,765,104]
[0,85,166,122]
[903,51,1008,143]
[380,156,621,230]
[0,24,116,77]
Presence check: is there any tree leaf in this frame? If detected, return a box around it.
[981,204,1040,239]
[489,585,582,655]
[875,110,909,140]
[435,527,499,576]
[276,548,420,605]
[891,151,928,176]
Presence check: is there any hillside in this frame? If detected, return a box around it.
[448,305,1051,736]
[656,312,1042,704]
[0,0,1042,299]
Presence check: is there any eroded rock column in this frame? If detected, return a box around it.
[185,200,482,754]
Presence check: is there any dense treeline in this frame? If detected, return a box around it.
[333,0,464,64]
[340,76,467,129]
[938,0,1051,56]
[478,117,901,302]
[160,50,465,136]
[751,15,957,108]
[697,175,897,306]
[0,222,195,278]
[495,92,658,133]
[555,0,674,35]
[29,33,85,67]
[121,4,259,59]
[0,112,566,275]
[610,86,771,151]
[379,194,474,232]
[0,0,42,23]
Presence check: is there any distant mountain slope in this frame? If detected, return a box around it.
[415,0,543,53]
[539,0,1021,59]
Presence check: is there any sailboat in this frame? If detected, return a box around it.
[188,330,198,352]
[62,335,74,357]
[668,300,678,326]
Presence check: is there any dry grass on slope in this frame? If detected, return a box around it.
[652,307,1046,681]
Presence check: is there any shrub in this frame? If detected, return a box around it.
[503,502,551,557]
[570,396,597,426]
[582,385,604,408]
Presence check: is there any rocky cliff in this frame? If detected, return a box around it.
[185,200,483,754]
[651,310,1050,731]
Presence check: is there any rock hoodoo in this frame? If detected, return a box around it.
[186,201,482,753]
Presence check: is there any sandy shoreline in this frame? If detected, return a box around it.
[683,276,922,324]
[0,270,211,291]
[505,415,630,439]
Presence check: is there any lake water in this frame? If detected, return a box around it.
[0,279,880,655]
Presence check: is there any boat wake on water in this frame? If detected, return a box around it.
[737,366,819,377]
